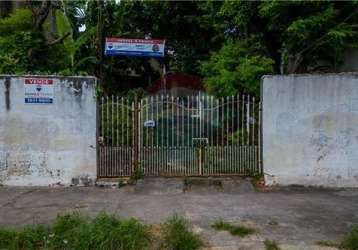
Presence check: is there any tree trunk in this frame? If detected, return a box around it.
[286,53,303,74]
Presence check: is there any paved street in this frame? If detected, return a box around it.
[0,178,357,249]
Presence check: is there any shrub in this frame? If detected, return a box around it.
[0,225,50,250]
[130,168,145,183]
[163,215,203,250]
[341,226,358,250]
[264,239,281,250]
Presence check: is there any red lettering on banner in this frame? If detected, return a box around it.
[25,79,53,85]
[106,37,164,44]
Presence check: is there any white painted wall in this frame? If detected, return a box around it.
[0,76,97,186]
[262,73,358,187]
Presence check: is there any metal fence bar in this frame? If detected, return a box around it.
[253,97,256,172]
[97,94,261,178]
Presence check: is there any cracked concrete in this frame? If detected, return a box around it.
[0,178,357,249]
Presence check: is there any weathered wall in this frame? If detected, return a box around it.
[262,73,358,187]
[0,76,97,186]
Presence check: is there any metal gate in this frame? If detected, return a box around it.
[97,94,261,178]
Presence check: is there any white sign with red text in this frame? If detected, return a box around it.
[24,78,54,104]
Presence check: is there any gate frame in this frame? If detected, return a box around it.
[97,94,262,178]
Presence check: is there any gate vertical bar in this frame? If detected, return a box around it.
[106,96,109,177]
[233,95,235,174]
[133,96,139,174]
[237,95,241,174]
[155,96,158,176]
[199,93,203,176]
[252,96,255,172]
[242,95,245,174]
[247,96,250,174]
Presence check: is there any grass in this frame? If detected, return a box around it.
[316,225,358,250]
[341,226,358,250]
[162,215,203,250]
[0,212,151,250]
[211,219,255,237]
[0,213,204,250]
[264,239,280,250]
[316,240,339,247]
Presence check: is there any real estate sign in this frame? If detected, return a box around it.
[105,38,165,58]
[24,78,54,104]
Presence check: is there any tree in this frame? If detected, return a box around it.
[259,1,358,73]
[84,0,222,94]
[1,0,358,97]
[200,38,273,96]
[0,7,69,74]
[199,1,358,96]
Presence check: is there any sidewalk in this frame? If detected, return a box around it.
[0,178,357,249]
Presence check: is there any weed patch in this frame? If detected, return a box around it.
[129,168,144,184]
[163,215,203,250]
[0,212,150,250]
[341,226,358,250]
[316,240,339,247]
[264,239,280,250]
[212,219,255,237]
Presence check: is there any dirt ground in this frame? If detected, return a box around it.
[0,178,357,250]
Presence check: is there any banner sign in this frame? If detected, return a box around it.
[105,38,165,57]
[24,78,54,104]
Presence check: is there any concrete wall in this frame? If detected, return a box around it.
[262,73,358,187]
[0,76,97,186]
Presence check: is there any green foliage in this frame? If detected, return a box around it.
[316,240,338,247]
[0,9,41,74]
[341,225,358,250]
[99,101,133,146]
[0,225,51,250]
[163,215,203,250]
[124,88,146,102]
[130,168,144,182]
[0,8,72,75]
[55,9,75,67]
[264,239,281,250]
[0,212,150,250]
[56,9,97,72]
[212,219,255,237]
[200,39,273,96]
[228,129,251,145]
[0,9,33,34]
[259,1,358,71]
[2,1,358,94]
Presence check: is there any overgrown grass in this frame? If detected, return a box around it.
[341,226,358,250]
[212,219,255,237]
[162,215,203,250]
[264,239,280,250]
[316,240,339,247]
[0,212,150,250]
